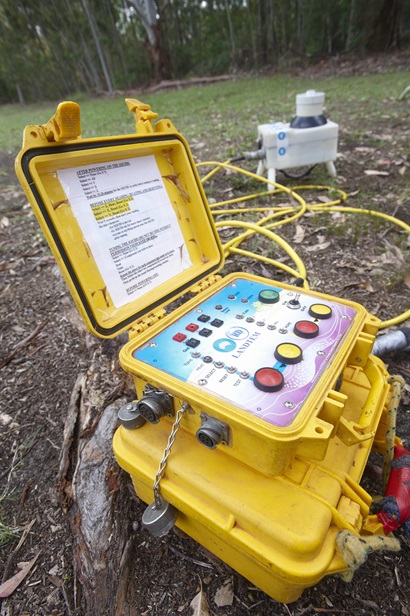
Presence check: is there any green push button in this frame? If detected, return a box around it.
[258,289,280,304]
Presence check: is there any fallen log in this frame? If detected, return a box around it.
[146,74,233,93]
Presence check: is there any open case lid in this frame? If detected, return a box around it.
[15,100,224,338]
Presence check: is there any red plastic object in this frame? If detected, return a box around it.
[377,445,410,534]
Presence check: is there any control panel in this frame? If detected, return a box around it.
[133,277,357,428]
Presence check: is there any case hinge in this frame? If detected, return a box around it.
[128,308,166,338]
[22,101,82,148]
[125,98,178,135]
[42,101,82,142]
[189,274,222,295]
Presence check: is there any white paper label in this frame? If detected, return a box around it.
[57,156,191,308]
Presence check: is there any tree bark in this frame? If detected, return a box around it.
[128,0,173,81]
[145,19,173,82]
[367,0,404,51]
[81,0,114,92]
[224,0,236,66]
[57,341,137,615]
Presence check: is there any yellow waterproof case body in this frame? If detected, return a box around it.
[16,101,392,603]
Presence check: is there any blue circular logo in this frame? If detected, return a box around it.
[278,147,286,156]
[213,338,237,352]
[278,132,286,140]
[225,326,249,340]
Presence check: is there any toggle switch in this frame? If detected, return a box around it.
[287,293,301,309]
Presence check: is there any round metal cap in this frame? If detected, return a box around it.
[118,402,146,430]
[142,498,178,537]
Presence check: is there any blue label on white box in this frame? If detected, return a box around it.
[276,127,288,158]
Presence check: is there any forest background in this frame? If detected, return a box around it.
[0,0,409,105]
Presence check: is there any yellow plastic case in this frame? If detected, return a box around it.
[16,100,392,603]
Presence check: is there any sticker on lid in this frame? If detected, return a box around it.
[57,155,192,308]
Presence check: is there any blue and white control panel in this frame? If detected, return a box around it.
[133,278,357,427]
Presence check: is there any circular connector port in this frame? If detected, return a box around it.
[196,417,225,449]
[136,394,170,424]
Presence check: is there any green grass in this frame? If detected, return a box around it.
[1,70,409,154]
[0,516,19,547]
[0,485,19,548]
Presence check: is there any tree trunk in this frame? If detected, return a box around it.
[296,0,304,54]
[128,0,173,81]
[367,0,404,51]
[224,0,236,66]
[57,339,137,615]
[145,19,173,82]
[16,83,24,104]
[345,0,357,51]
[258,0,268,66]
[81,0,114,92]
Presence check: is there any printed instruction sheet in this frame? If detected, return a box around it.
[57,155,191,307]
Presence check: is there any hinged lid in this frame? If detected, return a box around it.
[15,100,224,337]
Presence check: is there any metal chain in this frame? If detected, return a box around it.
[153,402,188,509]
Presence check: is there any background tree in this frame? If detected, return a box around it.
[0,0,409,104]
[126,0,172,81]
[367,0,405,51]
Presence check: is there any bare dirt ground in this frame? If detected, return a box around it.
[1,53,410,615]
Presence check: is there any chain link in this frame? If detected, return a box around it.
[153,402,189,509]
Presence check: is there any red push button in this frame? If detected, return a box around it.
[186,323,199,332]
[254,367,284,393]
[173,332,187,342]
[293,320,319,339]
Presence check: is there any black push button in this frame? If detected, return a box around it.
[186,338,200,348]
[210,318,224,328]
